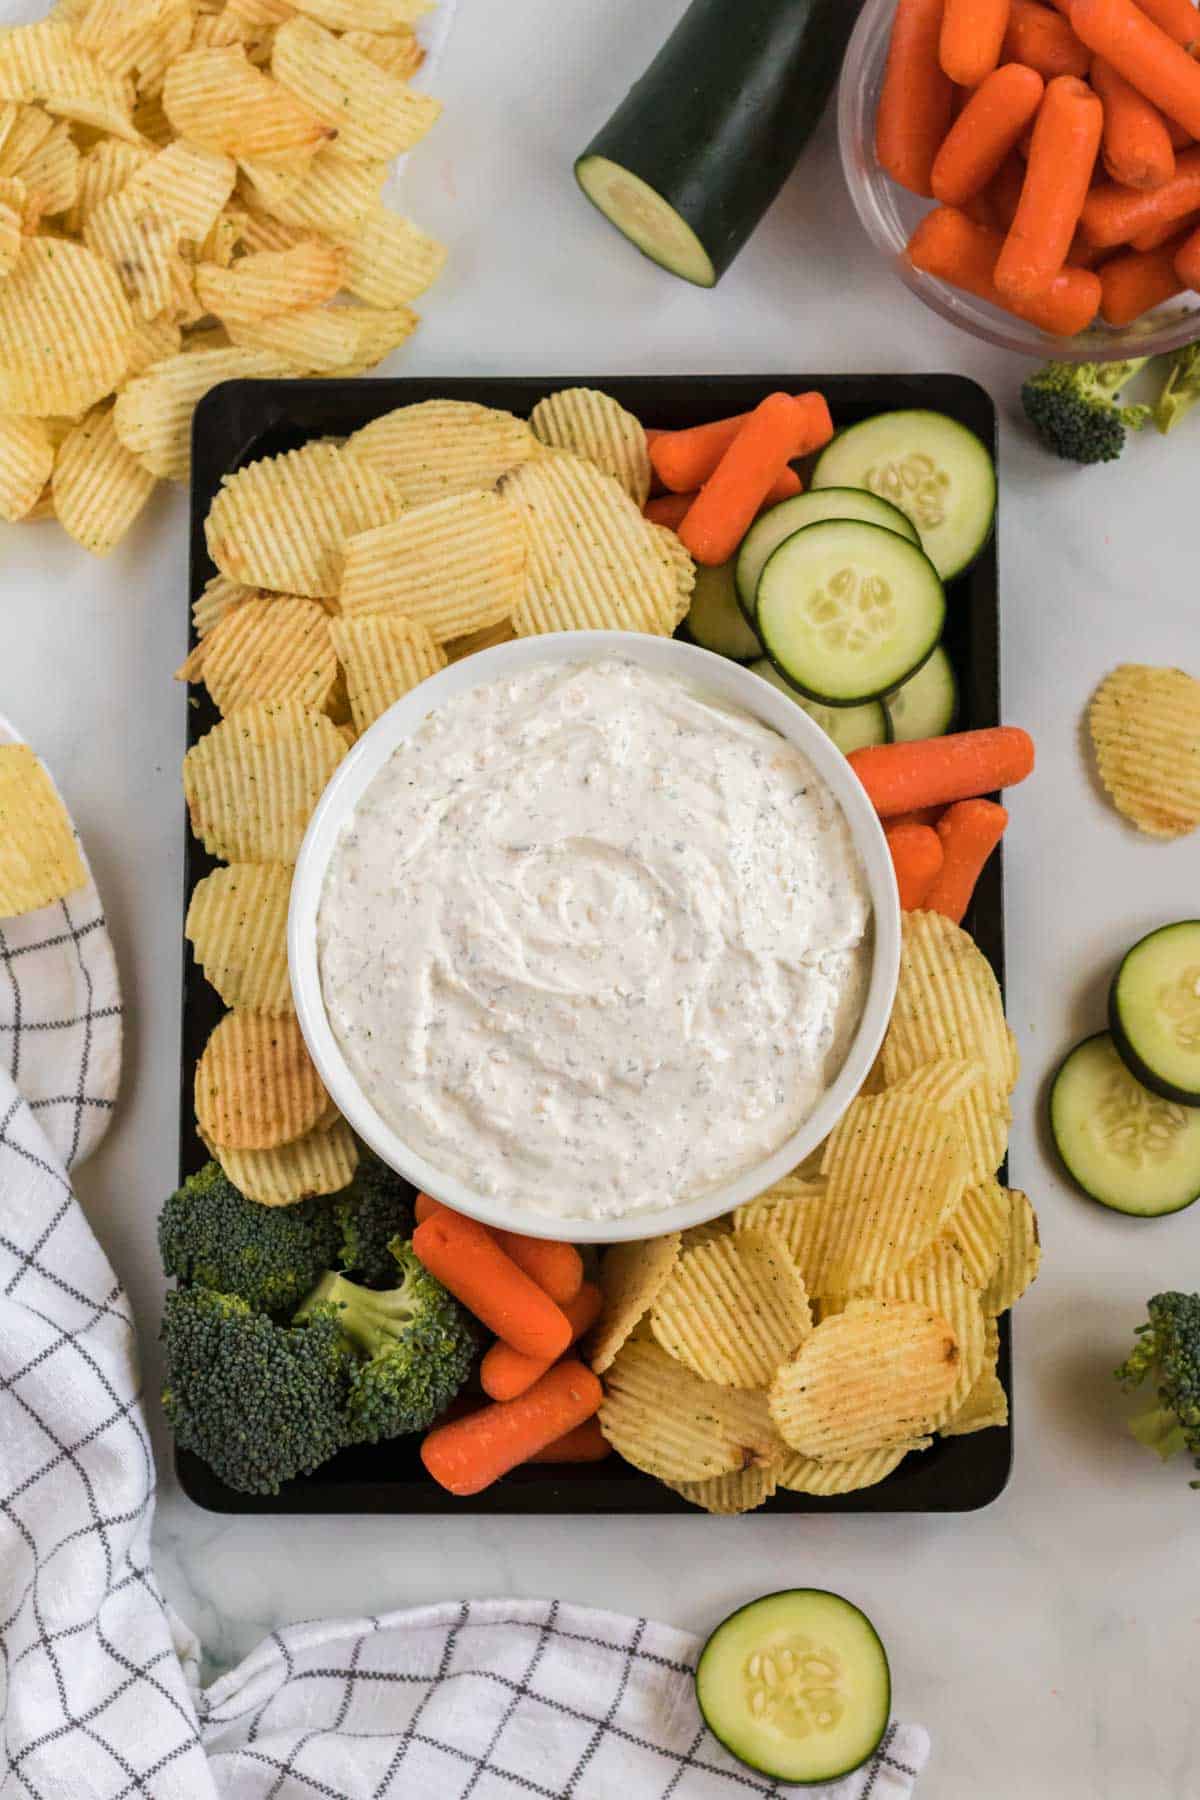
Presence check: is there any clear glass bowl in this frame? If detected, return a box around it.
[839,0,1200,361]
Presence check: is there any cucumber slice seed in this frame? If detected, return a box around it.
[755,518,945,706]
[575,156,716,288]
[681,558,761,662]
[1050,1032,1200,1217]
[749,658,890,753]
[812,409,996,582]
[734,487,919,623]
[884,643,959,742]
[1109,922,1200,1107]
[695,1589,891,1786]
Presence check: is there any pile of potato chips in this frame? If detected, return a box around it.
[0,1,446,553]
[1089,662,1200,841]
[182,389,692,1204]
[591,910,1039,1513]
[0,741,87,917]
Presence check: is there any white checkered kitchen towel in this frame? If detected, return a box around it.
[0,771,931,1796]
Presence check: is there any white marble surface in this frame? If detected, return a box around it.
[3,1,1199,1794]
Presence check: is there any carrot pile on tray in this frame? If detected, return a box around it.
[412,1196,608,1494]
[879,0,1200,333]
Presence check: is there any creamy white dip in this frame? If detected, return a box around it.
[317,658,871,1220]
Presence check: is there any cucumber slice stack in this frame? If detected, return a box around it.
[695,1589,891,1785]
[1051,923,1200,1217]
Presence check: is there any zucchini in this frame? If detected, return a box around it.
[695,1589,891,1785]
[734,487,919,623]
[575,0,866,287]
[812,410,996,581]
[749,658,890,753]
[1109,922,1200,1107]
[884,644,959,742]
[681,558,761,661]
[1050,1033,1200,1217]
[756,519,945,706]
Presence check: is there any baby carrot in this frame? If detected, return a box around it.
[647,467,803,527]
[876,0,956,197]
[412,1212,573,1360]
[1132,206,1199,244]
[1099,234,1188,316]
[650,404,827,494]
[996,76,1103,299]
[421,1360,603,1495]
[526,1418,612,1464]
[888,804,946,829]
[885,821,946,910]
[941,0,1012,86]
[847,726,1036,816]
[924,799,1009,924]
[1092,53,1177,185]
[1134,0,1200,51]
[906,204,1103,331]
[1003,0,1091,76]
[932,63,1046,205]
[493,1231,583,1307]
[678,394,826,567]
[480,1282,602,1402]
[414,1191,443,1224]
[1070,0,1200,137]
[1080,143,1200,241]
[1174,217,1200,284]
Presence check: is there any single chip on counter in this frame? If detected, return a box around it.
[0,743,87,918]
[1090,662,1200,840]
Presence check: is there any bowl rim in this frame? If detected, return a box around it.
[288,631,901,1244]
[839,0,1200,363]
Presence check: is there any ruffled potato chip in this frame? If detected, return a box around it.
[0,237,132,417]
[205,1116,358,1206]
[0,743,86,918]
[338,489,525,641]
[650,1229,812,1389]
[982,1187,1040,1316]
[52,404,156,555]
[444,617,518,663]
[328,614,446,735]
[114,346,300,481]
[768,1301,960,1462]
[647,520,696,626]
[205,441,403,597]
[589,1234,680,1373]
[243,145,385,236]
[65,138,152,236]
[224,304,362,372]
[0,414,53,521]
[291,0,432,27]
[943,1175,1011,1289]
[531,387,651,508]
[887,1056,1010,1187]
[501,452,677,638]
[195,1008,327,1150]
[340,26,424,79]
[666,1462,778,1515]
[126,139,237,244]
[181,594,338,715]
[162,45,332,161]
[869,1239,986,1427]
[1090,663,1200,840]
[192,572,258,640]
[779,1441,930,1495]
[182,700,346,861]
[271,16,440,161]
[941,1317,1007,1435]
[883,910,1013,1096]
[84,190,184,321]
[598,1339,766,1484]
[196,240,344,325]
[336,207,446,308]
[186,862,294,1016]
[346,400,538,506]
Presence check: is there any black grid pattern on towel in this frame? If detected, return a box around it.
[0,890,119,1170]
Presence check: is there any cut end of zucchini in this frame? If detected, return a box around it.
[1050,1032,1200,1217]
[1110,922,1200,1108]
[575,155,716,288]
[696,1589,891,1786]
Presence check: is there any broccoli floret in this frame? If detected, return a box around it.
[162,1288,354,1495]
[1021,358,1153,463]
[158,1161,342,1315]
[333,1154,416,1288]
[1154,341,1200,434]
[295,1240,475,1443]
[1115,1292,1200,1487]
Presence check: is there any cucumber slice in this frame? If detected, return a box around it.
[681,558,761,661]
[1050,1033,1200,1217]
[749,658,890,752]
[812,410,996,581]
[884,644,959,742]
[734,487,919,622]
[1109,922,1200,1107]
[756,519,945,706]
[696,1589,891,1785]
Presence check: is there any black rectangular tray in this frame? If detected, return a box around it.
[182,372,1010,1515]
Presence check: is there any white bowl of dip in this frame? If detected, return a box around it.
[289,632,901,1244]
